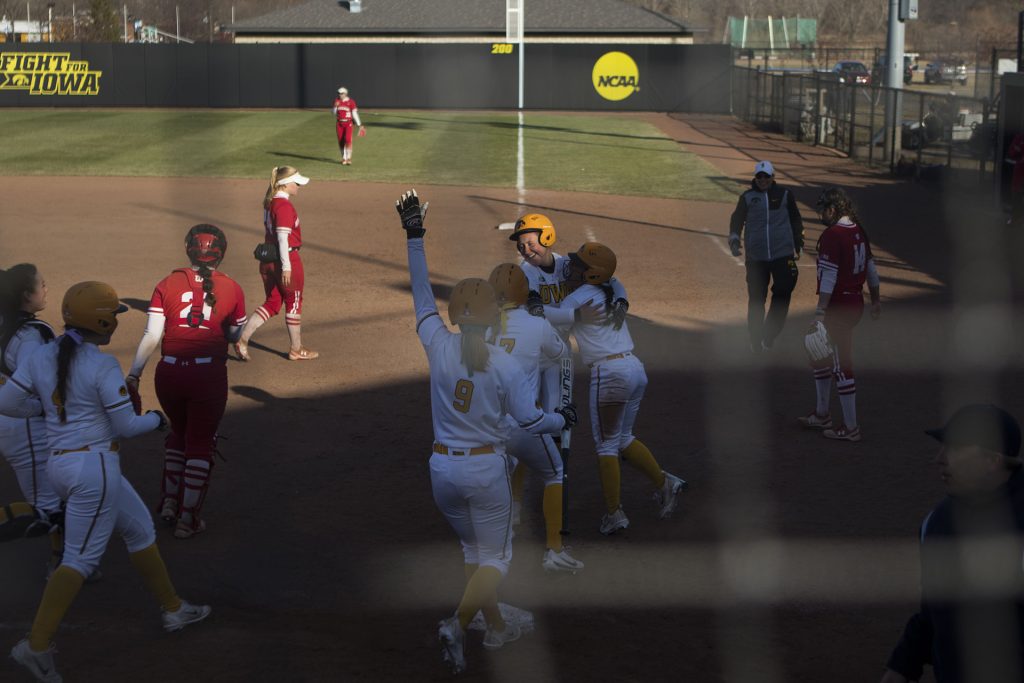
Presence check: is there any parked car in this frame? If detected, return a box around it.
[924,59,967,86]
[872,54,913,85]
[831,61,871,86]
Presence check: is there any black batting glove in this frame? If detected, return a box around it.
[609,298,629,331]
[526,291,545,317]
[555,405,578,430]
[396,189,428,238]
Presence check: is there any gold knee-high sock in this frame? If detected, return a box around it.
[129,544,181,612]
[543,484,563,551]
[29,566,85,651]
[510,463,526,503]
[598,456,622,513]
[462,563,501,626]
[456,566,503,631]
[620,439,666,489]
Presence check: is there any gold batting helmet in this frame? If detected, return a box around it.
[448,278,499,327]
[488,263,529,306]
[509,213,556,247]
[571,242,617,285]
[62,281,128,336]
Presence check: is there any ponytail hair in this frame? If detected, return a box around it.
[459,325,491,376]
[264,165,299,209]
[53,329,84,423]
[198,264,217,310]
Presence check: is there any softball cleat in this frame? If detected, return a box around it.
[823,425,862,442]
[798,412,833,430]
[482,621,522,650]
[437,616,466,674]
[599,507,630,535]
[654,472,687,519]
[162,600,212,632]
[542,548,585,574]
[10,639,62,683]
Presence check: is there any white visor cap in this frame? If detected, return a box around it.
[754,160,774,177]
[337,87,348,95]
[277,172,309,186]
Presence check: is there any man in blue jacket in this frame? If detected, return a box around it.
[728,161,804,352]
[881,404,1024,683]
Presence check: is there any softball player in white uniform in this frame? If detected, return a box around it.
[487,264,583,573]
[559,244,686,535]
[0,264,62,546]
[0,282,210,683]
[510,214,628,410]
[397,192,575,675]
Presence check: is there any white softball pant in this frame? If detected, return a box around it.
[539,344,571,413]
[505,427,562,486]
[429,451,514,576]
[0,416,62,515]
[589,354,646,457]
[47,450,156,578]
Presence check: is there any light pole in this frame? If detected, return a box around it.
[46,1,53,42]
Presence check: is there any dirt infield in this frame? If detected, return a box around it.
[2,114,1022,682]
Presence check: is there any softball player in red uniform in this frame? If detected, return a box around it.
[235,166,318,361]
[798,188,881,442]
[0,264,62,550]
[559,243,687,534]
[332,87,365,165]
[398,190,575,674]
[127,225,246,539]
[0,282,210,683]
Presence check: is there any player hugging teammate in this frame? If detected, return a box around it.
[507,215,688,537]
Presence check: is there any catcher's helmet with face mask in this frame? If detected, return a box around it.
[185,224,227,269]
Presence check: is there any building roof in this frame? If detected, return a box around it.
[230,0,691,35]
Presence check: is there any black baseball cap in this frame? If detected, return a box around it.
[925,404,1021,458]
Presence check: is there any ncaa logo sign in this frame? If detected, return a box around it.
[592,52,639,101]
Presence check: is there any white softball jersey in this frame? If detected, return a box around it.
[409,240,564,447]
[562,284,646,456]
[0,321,61,514]
[0,339,163,577]
[489,307,567,400]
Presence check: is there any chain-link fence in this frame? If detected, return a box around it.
[733,65,1000,184]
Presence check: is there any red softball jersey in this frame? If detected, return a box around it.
[149,268,247,359]
[815,220,872,306]
[265,196,302,250]
[334,97,358,124]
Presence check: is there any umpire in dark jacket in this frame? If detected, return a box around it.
[728,160,804,351]
[881,404,1024,683]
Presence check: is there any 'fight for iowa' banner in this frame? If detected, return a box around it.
[0,52,102,95]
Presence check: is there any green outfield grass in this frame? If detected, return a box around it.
[0,109,738,202]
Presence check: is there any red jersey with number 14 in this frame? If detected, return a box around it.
[149,269,247,360]
[816,219,872,306]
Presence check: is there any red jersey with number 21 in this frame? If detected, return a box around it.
[149,269,247,360]
[816,220,872,306]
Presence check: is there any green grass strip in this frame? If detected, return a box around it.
[0,109,738,202]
